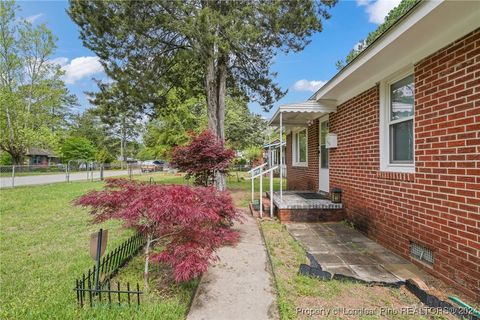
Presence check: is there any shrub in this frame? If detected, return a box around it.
[74,178,241,286]
[170,130,235,187]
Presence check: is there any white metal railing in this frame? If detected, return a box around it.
[248,164,278,218]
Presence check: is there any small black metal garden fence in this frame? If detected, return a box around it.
[74,232,145,307]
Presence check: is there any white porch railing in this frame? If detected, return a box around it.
[248,164,278,218]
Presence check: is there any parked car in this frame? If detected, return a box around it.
[141,160,166,173]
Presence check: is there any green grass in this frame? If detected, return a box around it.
[0,175,198,319]
[0,171,273,319]
[0,171,281,319]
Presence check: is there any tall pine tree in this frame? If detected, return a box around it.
[68,0,335,189]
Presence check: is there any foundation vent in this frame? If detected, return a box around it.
[410,242,434,265]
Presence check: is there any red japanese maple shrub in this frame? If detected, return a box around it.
[74,178,241,285]
[171,130,235,187]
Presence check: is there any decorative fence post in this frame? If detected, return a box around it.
[75,232,145,307]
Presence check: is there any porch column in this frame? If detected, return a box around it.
[279,111,283,200]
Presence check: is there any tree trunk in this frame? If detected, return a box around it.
[216,55,227,142]
[11,153,23,166]
[214,54,227,191]
[205,52,219,137]
[120,116,126,169]
[143,234,152,292]
[204,40,228,190]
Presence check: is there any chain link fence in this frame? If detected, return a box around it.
[0,161,144,188]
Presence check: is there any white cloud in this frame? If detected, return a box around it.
[51,56,104,84]
[26,13,43,23]
[50,57,69,67]
[356,0,402,24]
[293,79,326,92]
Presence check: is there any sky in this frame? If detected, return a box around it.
[17,0,402,119]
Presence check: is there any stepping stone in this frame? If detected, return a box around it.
[311,253,345,266]
[349,265,401,283]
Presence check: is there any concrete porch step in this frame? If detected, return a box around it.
[270,191,345,222]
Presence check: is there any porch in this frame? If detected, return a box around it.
[269,191,345,222]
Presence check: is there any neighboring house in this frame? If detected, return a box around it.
[25,148,60,166]
[268,2,479,300]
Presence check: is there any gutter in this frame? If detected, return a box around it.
[308,0,423,101]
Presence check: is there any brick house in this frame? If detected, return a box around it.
[268,2,479,300]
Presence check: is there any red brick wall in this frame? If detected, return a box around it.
[327,29,480,299]
[286,119,319,191]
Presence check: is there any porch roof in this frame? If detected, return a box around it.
[268,100,337,127]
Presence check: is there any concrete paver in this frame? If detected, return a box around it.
[286,222,427,284]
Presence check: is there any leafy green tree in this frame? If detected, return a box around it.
[140,91,267,159]
[87,82,144,163]
[95,147,114,164]
[0,0,76,164]
[0,151,12,165]
[225,98,267,151]
[336,0,419,69]
[69,0,336,189]
[141,88,207,160]
[61,137,96,162]
[243,146,263,166]
[68,110,111,150]
[136,147,157,161]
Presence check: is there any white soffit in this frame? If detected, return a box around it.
[312,0,480,105]
[268,100,337,126]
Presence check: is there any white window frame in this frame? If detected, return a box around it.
[379,67,415,173]
[292,128,308,167]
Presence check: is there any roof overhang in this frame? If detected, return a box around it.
[268,100,337,127]
[311,0,480,105]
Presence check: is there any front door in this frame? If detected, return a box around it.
[319,118,329,193]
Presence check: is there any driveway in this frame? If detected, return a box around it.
[0,170,134,188]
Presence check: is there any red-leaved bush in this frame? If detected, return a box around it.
[74,178,241,285]
[170,130,235,187]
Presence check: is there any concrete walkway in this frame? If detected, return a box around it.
[187,214,278,320]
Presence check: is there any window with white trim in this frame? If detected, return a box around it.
[293,129,307,166]
[380,70,415,173]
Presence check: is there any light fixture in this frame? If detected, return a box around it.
[330,187,342,203]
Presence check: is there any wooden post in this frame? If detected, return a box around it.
[94,229,103,291]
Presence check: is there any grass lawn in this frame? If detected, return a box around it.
[0,171,277,319]
[260,221,455,320]
[0,175,194,319]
